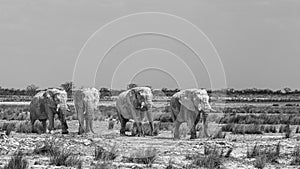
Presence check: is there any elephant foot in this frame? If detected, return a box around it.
[190,135,197,139]
[173,137,180,140]
[62,130,69,134]
[120,131,127,136]
[190,132,197,139]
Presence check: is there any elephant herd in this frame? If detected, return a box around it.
[29,87,215,139]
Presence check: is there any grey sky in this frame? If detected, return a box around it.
[0,0,299,90]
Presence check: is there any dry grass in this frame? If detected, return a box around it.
[49,147,81,167]
[15,121,32,133]
[123,147,157,165]
[3,151,28,169]
[94,145,118,161]
[291,145,300,165]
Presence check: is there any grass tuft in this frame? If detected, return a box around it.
[123,147,157,165]
[3,151,28,169]
[94,145,118,161]
[291,145,300,165]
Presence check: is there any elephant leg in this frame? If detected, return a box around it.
[31,119,36,133]
[173,121,181,140]
[41,120,47,133]
[148,121,154,136]
[47,109,54,133]
[58,111,69,134]
[85,116,90,133]
[119,115,128,136]
[146,111,154,136]
[77,107,85,134]
[137,122,144,137]
[89,118,95,134]
[190,111,201,139]
[202,111,209,137]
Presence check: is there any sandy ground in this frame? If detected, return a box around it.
[0,120,300,169]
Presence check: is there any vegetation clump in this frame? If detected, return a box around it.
[94,145,118,161]
[123,147,157,165]
[3,151,28,169]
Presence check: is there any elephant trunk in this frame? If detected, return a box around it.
[85,102,95,133]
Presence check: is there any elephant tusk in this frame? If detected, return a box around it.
[56,104,60,112]
[141,102,145,108]
[209,108,217,112]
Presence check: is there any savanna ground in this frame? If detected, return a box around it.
[0,99,300,169]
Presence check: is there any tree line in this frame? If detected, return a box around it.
[0,82,299,99]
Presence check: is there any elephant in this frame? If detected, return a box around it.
[73,88,99,134]
[29,88,69,134]
[170,89,215,139]
[116,87,154,136]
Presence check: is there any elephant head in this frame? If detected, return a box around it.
[43,88,70,113]
[129,87,153,111]
[178,89,215,113]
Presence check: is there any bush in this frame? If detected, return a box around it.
[284,124,292,138]
[254,155,266,169]
[291,145,300,165]
[245,124,263,134]
[94,145,118,161]
[212,129,226,139]
[49,148,81,167]
[296,126,300,133]
[33,138,58,155]
[3,151,28,169]
[5,123,16,136]
[189,146,223,169]
[15,121,32,133]
[247,142,280,163]
[221,123,234,132]
[247,144,260,158]
[92,162,116,169]
[108,120,114,130]
[123,147,157,165]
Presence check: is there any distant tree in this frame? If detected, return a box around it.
[60,81,74,97]
[127,83,138,90]
[26,84,39,96]
[283,87,292,94]
[99,87,111,98]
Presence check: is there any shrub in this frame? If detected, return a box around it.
[159,113,173,122]
[247,144,260,158]
[284,124,292,138]
[108,120,114,130]
[245,124,263,134]
[92,161,116,169]
[232,124,245,134]
[49,148,81,167]
[123,147,157,165]
[33,138,58,155]
[94,145,118,161]
[291,145,300,165]
[15,121,32,133]
[5,123,16,136]
[212,129,226,139]
[3,151,28,169]
[221,123,234,132]
[254,155,266,169]
[189,146,223,169]
[247,142,280,163]
[165,159,178,169]
[296,126,300,133]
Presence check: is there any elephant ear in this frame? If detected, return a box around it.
[42,90,57,108]
[178,91,196,111]
[128,89,139,109]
